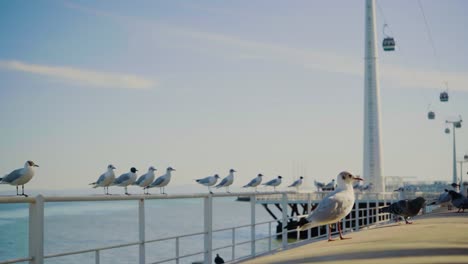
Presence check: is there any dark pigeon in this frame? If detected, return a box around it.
[445,190,468,213]
[214,253,225,264]
[380,197,426,224]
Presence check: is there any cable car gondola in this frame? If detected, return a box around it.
[440,91,449,102]
[382,24,396,51]
[427,111,435,120]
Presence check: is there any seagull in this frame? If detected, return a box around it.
[380,197,426,224]
[296,171,363,241]
[215,169,236,193]
[323,179,336,191]
[243,174,263,192]
[145,167,176,194]
[428,190,452,209]
[134,166,157,194]
[112,167,138,195]
[90,164,116,195]
[262,176,282,191]
[0,160,39,197]
[314,180,325,191]
[445,190,468,213]
[195,174,220,194]
[288,176,304,191]
[214,254,225,264]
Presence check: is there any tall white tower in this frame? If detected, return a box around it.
[363,0,385,192]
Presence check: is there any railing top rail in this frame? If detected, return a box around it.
[0,191,296,204]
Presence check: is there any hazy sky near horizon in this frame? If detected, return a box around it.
[1,0,467,191]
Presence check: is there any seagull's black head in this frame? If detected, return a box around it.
[130,167,138,173]
[230,169,236,173]
[278,176,283,179]
[258,174,263,177]
[27,160,39,167]
[214,174,220,178]
[300,176,304,179]
[149,166,157,171]
[108,164,116,170]
[167,167,176,171]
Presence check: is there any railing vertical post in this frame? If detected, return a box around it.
[231,228,235,261]
[307,193,311,240]
[354,201,359,231]
[250,195,256,257]
[204,195,213,264]
[29,195,44,264]
[95,250,100,264]
[281,193,288,249]
[139,199,145,264]
[268,222,272,252]
[366,200,370,225]
[175,237,180,264]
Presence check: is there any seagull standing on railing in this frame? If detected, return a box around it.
[215,169,236,193]
[314,180,325,191]
[262,176,282,191]
[112,167,138,195]
[90,164,116,195]
[288,176,303,191]
[196,174,220,194]
[0,160,39,197]
[295,171,363,241]
[145,167,176,195]
[134,166,157,194]
[243,174,263,192]
[323,179,336,191]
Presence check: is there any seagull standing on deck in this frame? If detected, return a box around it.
[196,174,220,194]
[0,160,39,197]
[145,167,176,194]
[90,164,116,195]
[314,180,325,191]
[215,169,236,193]
[243,174,263,192]
[263,176,282,191]
[113,167,138,195]
[296,171,363,241]
[134,166,157,194]
[288,176,304,191]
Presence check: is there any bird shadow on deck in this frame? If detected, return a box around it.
[266,248,468,264]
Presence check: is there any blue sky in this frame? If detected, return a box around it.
[1,0,467,191]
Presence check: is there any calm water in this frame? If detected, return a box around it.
[0,196,280,264]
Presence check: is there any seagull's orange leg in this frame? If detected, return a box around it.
[338,222,351,240]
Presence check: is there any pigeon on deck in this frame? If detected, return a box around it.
[295,171,362,241]
[445,190,468,213]
[214,254,225,264]
[380,197,426,224]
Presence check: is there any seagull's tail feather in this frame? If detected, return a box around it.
[242,185,249,188]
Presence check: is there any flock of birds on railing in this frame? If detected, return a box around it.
[1,160,467,245]
[0,160,308,196]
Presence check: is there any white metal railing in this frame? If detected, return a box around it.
[0,191,402,264]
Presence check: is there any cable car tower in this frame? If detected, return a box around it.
[363,0,385,192]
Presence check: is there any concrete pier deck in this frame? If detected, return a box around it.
[241,210,468,264]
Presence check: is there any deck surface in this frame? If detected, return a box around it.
[241,209,468,264]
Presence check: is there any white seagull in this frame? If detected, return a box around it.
[263,176,283,191]
[243,174,263,192]
[215,169,236,193]
[288,176,304,191]
[112,167,138,195]
[134,166,157,194]
[323,179,336,191]
[297,171,363,241]
[196,174,220,194]
[0,160,39,197]
[146,167,176,194]
[314,180,326,191]
[90,164,116,195]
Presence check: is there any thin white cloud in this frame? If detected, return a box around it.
[0,60,155,90]
[63,2,468,92]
